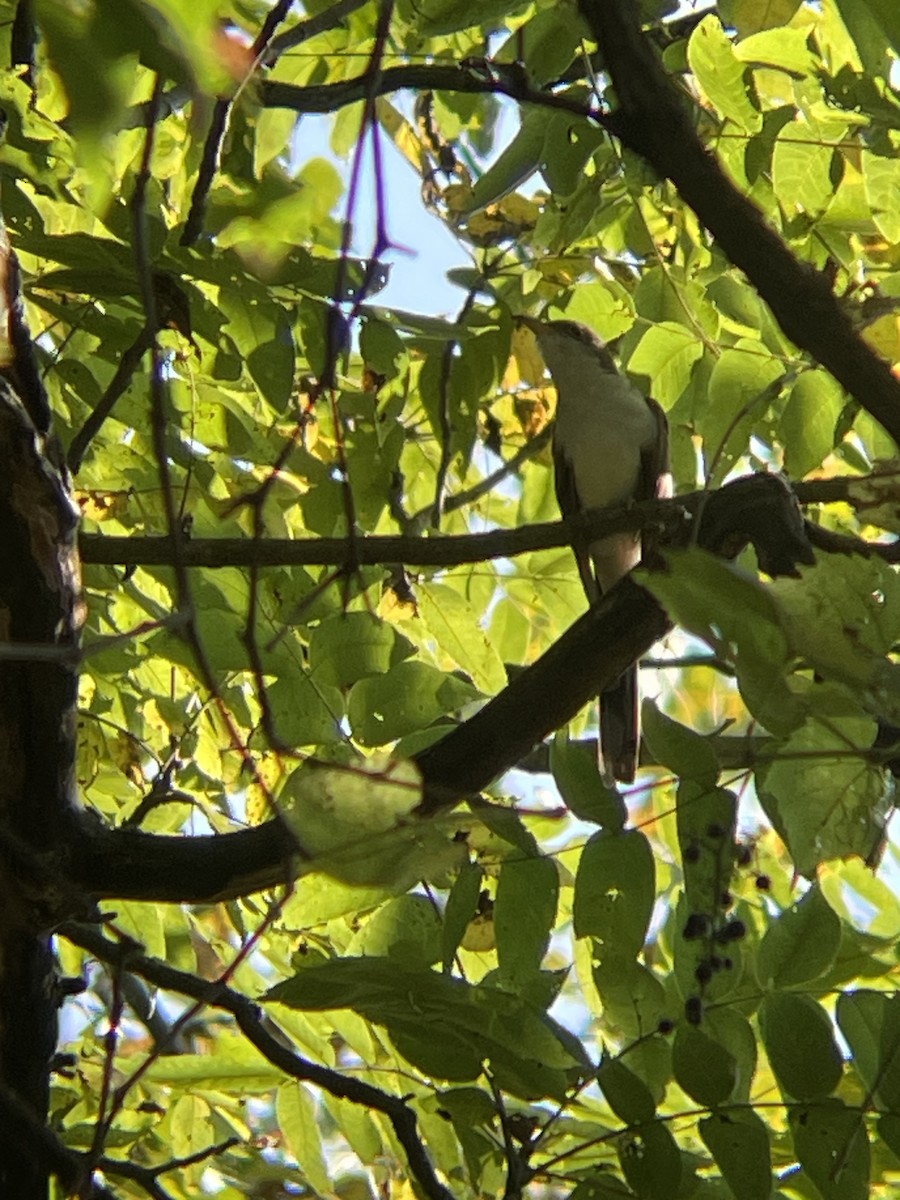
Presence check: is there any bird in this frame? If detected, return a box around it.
[519,315,671,783]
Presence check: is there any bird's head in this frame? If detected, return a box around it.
[518,315,618,378]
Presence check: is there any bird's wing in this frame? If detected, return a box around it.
[554,437,601,605]
[637,395,672,502]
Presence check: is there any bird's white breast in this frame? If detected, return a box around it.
[554,363,656,510]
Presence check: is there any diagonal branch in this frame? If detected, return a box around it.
[265,0,370,61]
[62,923,455,1200]
[68,474,812,904]
[577,0,900,448]
[181,0,297,248]
[67,323,154,473]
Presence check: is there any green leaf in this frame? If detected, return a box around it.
[592,945,672,1041]
[819,857,900,939]
[399,0,522,37]
[351,895,442,969]
[495,6,591,87]
[704,1008,757,1102]
[113,901,166,959]
[495,855,559,988]
[699,1110,772,1200]
[308,612,410,690]
[551,732,627,829]
[773,117,844,215]
[35,1,137,145]
[592,955,668,1041]
[559,282,636,343]
[863,148,900,242]
[165,1093,214,1172]
[265,675,344,747]
[671,891,745,1014]
[676,781,737,909]
[880,1111,900,1161]
[688,16,762,132]
[217,287,294,408]
[144,1035,283,1091]
[757,686,889,876]
[281,876,400,928]
[734,24,813,70]
[573,829,655,957]
[758,884,841,987]
[773,555,900,691]
[618,1121,682,1200]
[281,756,464,887]
[417,582,507,694]
[540,113,606,198]
[725,0,802,35]
[348,660,479,745]
[780,371,843,478]
[360,316,407,379]
[836,990,900,1110]
[789,1099,869,1200]
[645,549,800,735]
[277,1083,331,1194]
[457,108,550,213]
[702,344,784,483]
[568,1177,637,1200]
[597,1055,656,1124]
[442,860,484,972]
[673,1023,737,1107]
[627,321,704,408]
[265,957,584,1095]
[758,992,843,1099]
[835,0,900,62]
[323,1095,383,1165]
[282,756,419,850]
[641,701,719,788]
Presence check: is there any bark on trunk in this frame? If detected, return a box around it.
[0,231,83,1196]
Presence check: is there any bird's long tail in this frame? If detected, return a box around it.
[599,664,639,784]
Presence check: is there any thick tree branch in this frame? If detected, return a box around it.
[261,62,595,120]
[69,474,812,902]
[78,471,889,575]
[0,1082,102,1196]
[79,497,685,570]
[71,814,296,904]
[577,0,900,448]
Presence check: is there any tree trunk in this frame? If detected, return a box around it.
[0,236,83,1195]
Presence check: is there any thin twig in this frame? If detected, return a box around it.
[265,0,369,61]
[181,0,296,247]
[435,422,553,519]
[98,1137,240,1200]
[67,323,155,472]
[431,287,478,528]
[62,923,455,1200]
[91,889,292,1160]
[321,0,397,602]
[82,959,124,1190]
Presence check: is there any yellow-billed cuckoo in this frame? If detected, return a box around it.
[521,316,671,783]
